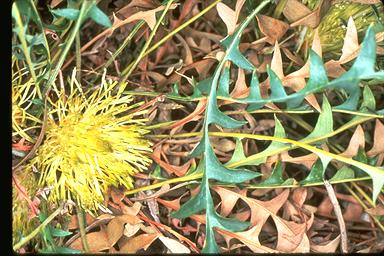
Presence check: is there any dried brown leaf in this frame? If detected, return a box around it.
[214,187,247,217]
[365,205,384,216]
[367,120,384,157]
[123,223,142,238]
[216,0,245,35]
[343,202,363,222]
[256,15,289,44]
[107,214,143,247]
[271,41,284,79]
[282,47,305,66]
[290,0,331,28]
[281,151,318,170]
[283,0,312,23]
[216,3,237,35]
[311,235,341,253]
[339,17,359,63]
[50,0,63,8]
[158,236,191,253]
[231,68,247,98]
[227,227,278,253]
[70,230,110,252]
[274,216,308,252]
[68,213,95,230]
[341,125,365,158]
[119,233,159,253]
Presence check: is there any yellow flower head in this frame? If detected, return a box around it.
[33,76,152,212]
[12,55,42,142]
[304,0,384,59]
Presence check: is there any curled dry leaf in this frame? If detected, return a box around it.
[283,0,312,23]
[340,125,365,158]
[212,138,236,153]
[68,213,95,230]
[165,100,207,130]
[311,235,341,253]
[119,233,159,253]
[124,223,143,238]
[271,42,284,79]
[216,0,245,35]
[70,230,110,252]
[365,205,384,216]
[214,186,247,217]
[367,120,384,157]
[107,214,143,247]
[214,188,310,252]
[339,17,359,63]
[280,151,318,170]
[158,236,191,253]
[290,0,331,28]
[256,14,289,44]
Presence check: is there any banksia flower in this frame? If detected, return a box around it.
[304,0,384,59]
[32,77,152,212]
[12,56,42,143]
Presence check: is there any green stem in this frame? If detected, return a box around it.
[76,206,90,252]
[45,0,92,92]
[13,203,65,251]
[132,116,375,195]
[101,20,145,73]
[119,0,175,88]
[75,33,81,82]
[12,2,41,98]
[123,91,384,119]
[143,0,222,59]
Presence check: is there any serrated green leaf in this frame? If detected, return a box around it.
[226,138,246,165]
[221,35,254,70]
[49,227,72,237]
[170,179,208,218]
[246,70,265,111]
[196,77,213,95]
[268,68,287,99]
[302,150,332,184]
[210,211,249,231]
[367,168,384,205]
[51,8,80,20]
[360,86,376,111]
[169,83,180,96]
[87,4,111,28]
[329,166,355,182]
[189,135,206,158]
[207,92,246,128]
[259,161,284,185]
[301,159,324,184]
[149,165,167,180]
[217,67,230,97]
[202,225,220,253]
[206,146,260,183]
[306,50,328,90]
[53,247,82,253]
[304,97,333,142]
[243,115,287,166]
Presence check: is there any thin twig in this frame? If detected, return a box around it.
[64,217,113,247]
[324,180,348,253]
[130,181,199,201]
[75,33,81,82]
[76,206,90,252]
[118,0,175,88]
